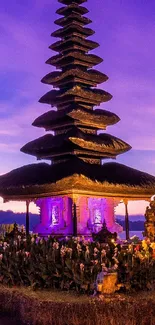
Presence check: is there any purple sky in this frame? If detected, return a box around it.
[0,0,155,215]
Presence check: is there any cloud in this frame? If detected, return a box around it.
[0,12,52,77]
[116,200,149,216]
[2,106,47,138]
[0,197,39,214]
[0,143,20,153]
[0,100,49,153]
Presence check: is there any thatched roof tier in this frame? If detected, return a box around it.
[58,0,87,4]
[20,128,131,161]
[56,4,89,16]
[32,107,120,131]
[0,158,155,200]
[39,86,112,107]
[56,102,93,110]
[49,37,99,53]
[41,69,108,88]
[51,24,94,39]
[21,146,116,163]
[46,52,103,69]
[41,76,96,89]
[55,14,92,27]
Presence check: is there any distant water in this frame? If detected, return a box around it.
[119,231,144,240]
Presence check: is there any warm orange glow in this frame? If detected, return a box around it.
[115,200,149,216]
[0,197,39,214]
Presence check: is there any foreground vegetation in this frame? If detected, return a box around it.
[0,224,155,292]
[0,224,155,324]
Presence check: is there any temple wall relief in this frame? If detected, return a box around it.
[34,197,72,235]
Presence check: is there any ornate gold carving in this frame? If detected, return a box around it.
[1,174,154,202]
[80,157,100,164]
[144,197,155,241]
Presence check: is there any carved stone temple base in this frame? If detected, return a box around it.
[33,196,122,237]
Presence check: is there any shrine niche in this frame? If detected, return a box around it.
[34,197,72,235]
[51,206,59,225]
[88,198,105,233]
[144,197,155,241]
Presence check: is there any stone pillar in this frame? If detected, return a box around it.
[76,196,90,235]
[34,198,52,234]
[104,198,123,233]
[72,201,77,237]
[62,196,73,236]
[124,200,129,240]
[26,200,30,237]
[103,198,114,229]
[37,198,52,226]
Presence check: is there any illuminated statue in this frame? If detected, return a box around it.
[144,197,155,241]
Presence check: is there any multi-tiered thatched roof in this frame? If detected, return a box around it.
[20,0,131,165]
[0,159,155,200]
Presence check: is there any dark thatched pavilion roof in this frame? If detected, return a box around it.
[0,158,155,200]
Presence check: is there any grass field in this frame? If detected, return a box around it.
[0,286,155,325]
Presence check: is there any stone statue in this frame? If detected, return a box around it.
[144,200,155,241]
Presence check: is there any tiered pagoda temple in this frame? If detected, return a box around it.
[0,0,155,239]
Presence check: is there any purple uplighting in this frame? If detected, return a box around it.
[34,197,122,237]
